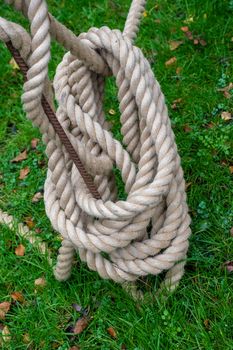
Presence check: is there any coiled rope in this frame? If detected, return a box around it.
[0,0,191,296]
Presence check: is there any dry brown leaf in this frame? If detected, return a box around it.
[34,277,46,288]
[108,109,116,115]
[224,261,233,273]
[32,192,43,203]
[203,319,210,330]
[183,124,192,132]
[23,333,30,344]
[19,166,30,180]
[169,40,183,51]
[221,111,232,121]
[165,57,177,66]
[73,316,89,334]
[11,150,27,163]
[11,291,24,303]
[31,138,40,149]
[184,31,193,40]
[223,91,231,99]
[2,325,11,343]
[9,57,19,70]
[181,26,189,32]
[184,16,194,24]
[24,217,35,229]
[193,39,199,45]
[154,19,161,24]
[35,228,42,234]
[218,82,233,91]
[15,244,25,256]
[0,302,11,320]
[199,39,207,46]
[218,83,233,99]
[171,98,182,109]
[176,67,182,74]
[185,182,192,191]
[69,347,80,350]
[229,166,233,174]
[205,122,215,129]
[107,326,117,339]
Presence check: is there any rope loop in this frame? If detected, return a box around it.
[0,0,191,296]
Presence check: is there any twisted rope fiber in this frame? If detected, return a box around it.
[1,0,191,294]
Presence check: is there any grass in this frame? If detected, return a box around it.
[0,0,233,349]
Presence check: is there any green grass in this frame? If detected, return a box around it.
[0,0,233,349]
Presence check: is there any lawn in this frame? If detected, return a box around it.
[0,0,233,349]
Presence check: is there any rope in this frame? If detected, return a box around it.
[6,41,101,199]
[0,0,191,296]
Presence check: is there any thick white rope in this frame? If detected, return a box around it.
[0,0,191,295]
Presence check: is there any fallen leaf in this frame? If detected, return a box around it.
[24,217,35,229]
[224,261,233,273]
[107,326,117,339]
[229,166,233,174]
[73,316,89,334]
[183,124,192,132]
[181,26,189,32]
[11,291,24,303]
[32,192,43,203]
[9,57,19,70]
[0,302,11,320]
[154,19,161,24]
[223,91,231,99]
[72,303,83,313]
[2,325,11,343]
[221,160,228,166]
[38,160,46,168]
[203,319,210,330]
[184,16,194,24]
[35,228,42,234]
[176,67,182,74]
[185,182,192,190]
[165,57,177,66]
[15,244,25,256]
[31,138,39,149]
[69,347,80,350]
[108,109,116,116]
[171,98,182,109]
[34,277,46,288]
[11,150,27,163]
[205,122,215,129]
[218,82,233,99]
[193,39,199,45]
[199,39,207,46]
[221,111,232,121]
[230,227,233,236]
[121,345,127,350]
[23,333,30,344]
[19,166,30,180]
[143,11,147,17]
[184,31,193,40]
[169,40,183,51]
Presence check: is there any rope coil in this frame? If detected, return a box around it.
[0,0,191,295]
